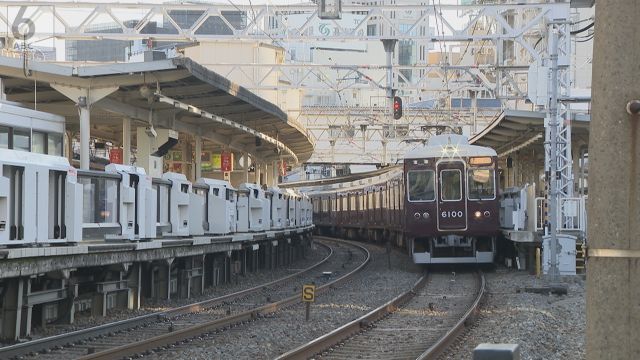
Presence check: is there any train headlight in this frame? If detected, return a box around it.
[483,211,491,218]
[414,212,421,219]
[423,212,430,219]
[474,211,482,219]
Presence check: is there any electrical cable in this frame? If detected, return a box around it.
[571,22,594,35]
[576,35,594,43]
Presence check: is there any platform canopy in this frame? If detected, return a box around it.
[0,56,313,164]
[469,109,590,157]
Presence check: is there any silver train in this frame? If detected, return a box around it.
[0,148,312,247]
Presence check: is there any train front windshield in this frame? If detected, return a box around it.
[407,170,435,201]
[467,169,495,200]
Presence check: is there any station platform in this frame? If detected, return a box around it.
[0,226,313,342]
[471,109,590,274]
[0,53,318,342]
[0,227,313,280]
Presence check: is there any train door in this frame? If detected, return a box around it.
[437,161,467,230]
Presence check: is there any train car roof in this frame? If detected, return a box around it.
[404,134,497,159]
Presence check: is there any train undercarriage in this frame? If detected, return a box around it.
[411,235,496,264]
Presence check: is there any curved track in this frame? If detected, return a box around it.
[279,270,485,360]
[0,239,367,360]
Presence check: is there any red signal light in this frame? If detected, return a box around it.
[393,96,402,119]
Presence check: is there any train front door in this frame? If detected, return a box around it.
[436,161,467,230]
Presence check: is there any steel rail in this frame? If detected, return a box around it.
[0,241,334,359]
[276,274,429,360]
[277,270,485,360]
[78,238,370,360]
[416,271,486,360]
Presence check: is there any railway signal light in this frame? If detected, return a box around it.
[393,96,402,119]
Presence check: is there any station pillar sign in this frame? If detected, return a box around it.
[278,160,287,176]
[221,152,233,172]
[109,148,123,164]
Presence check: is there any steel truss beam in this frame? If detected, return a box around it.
[0,2,569,43]
[0,2,570,98]
[297,106,500,164]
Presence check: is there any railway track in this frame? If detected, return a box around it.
[279,270,485,360]
[0,238,368,360]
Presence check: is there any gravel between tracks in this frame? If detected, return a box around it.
[26,245,330,341]
[150,243,423,360]
[442,268,585,360]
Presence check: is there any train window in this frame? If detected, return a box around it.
[407,170,435,202]
[440,169,462,201]
[0,126,8,149]
[468,169,496,200]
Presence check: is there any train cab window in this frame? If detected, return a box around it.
[212,188,220,197]
[440,169,462,201]
[226,189,235,201]
[407,170,435,202]
[467,169,495,200]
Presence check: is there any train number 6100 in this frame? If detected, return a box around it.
[441,210,464,218]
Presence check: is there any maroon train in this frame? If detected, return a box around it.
[310,134,499,264]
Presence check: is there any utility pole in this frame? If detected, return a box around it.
[547,26,560,281]
[381,39,396,166]
[587,1,640,359]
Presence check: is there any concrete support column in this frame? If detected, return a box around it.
[79,104,90,170]
[64,131,73,163]
[128,263,141,310]
[255,162,261,185]
[166,259,174,300]
[273,160,279,185]
[154,258,174,300]
[123,117,131,166]
[243,153,249,183]
[91,293,106,318]
[200,254,205,295]
[0,78,5,100]
[272,241,277,268]
[253,247,258,271]
[49,84,117,170]
[1,278,24,341]
[587,1,640,359]
[65,282,78,325]
[242,248,247,275]
[195,136,202,180]
[224,252,231,284]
